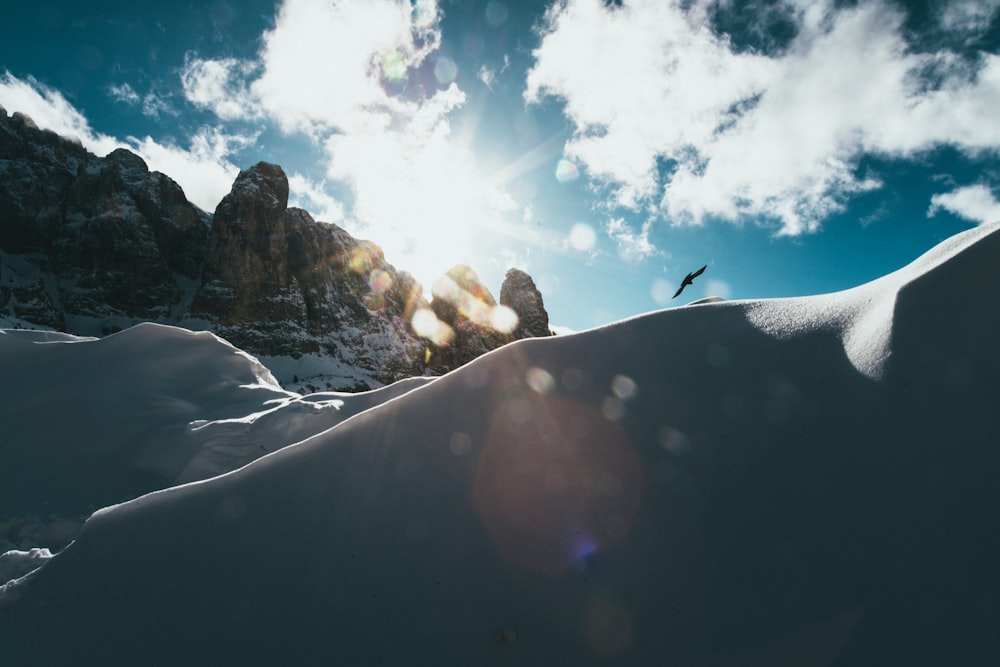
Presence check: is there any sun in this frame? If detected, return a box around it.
[345,122,510,295]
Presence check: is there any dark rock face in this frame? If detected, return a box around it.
[0,106,210,330]
[189,162,429,386]
[427,264,514,372]
[0,108,92,254]
[500,268,552,338]
[0,106,553,389]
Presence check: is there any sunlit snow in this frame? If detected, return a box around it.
[1,222,998,665]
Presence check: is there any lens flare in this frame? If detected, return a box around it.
[555,158,579,183]
[368,269,392,293]
[526,367,556,394]
[381,50,407,82]
[490,304,518,334]
[583,594,635,657]
[349,248,374,274]
[411,308,454,346]
[611,374,638,401]
[601,396,626,421]
[434,57,458,84]
[658,426,693,456]
[449,431,472,456]
[473,393,643,575]
[569,223,596,251]
[485,1,509,26]
[432,273,519,334]
[651,278,673,305]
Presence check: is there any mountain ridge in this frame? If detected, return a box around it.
[0,105,552,390]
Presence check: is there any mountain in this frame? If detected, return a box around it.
[0,107,210,332]
[2,220,998,665]
[0,105,552,390]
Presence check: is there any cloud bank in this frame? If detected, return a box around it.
[526,0,1000,235]
[0,71,240,212]
[929,184,1000,225]
[0,72,123,157]
[178,0,519,286]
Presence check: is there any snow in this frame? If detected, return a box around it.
[1,222,999,665]
[0,322,429,548]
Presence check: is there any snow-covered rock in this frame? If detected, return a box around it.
[187,161,431,389]
[1,222,997,665]
[0,106,211,333]
[0,111,552,390]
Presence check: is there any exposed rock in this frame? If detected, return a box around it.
[0,108,554,390]
[0,107,92,254]
[189,162,429,387]
[427,264,513,372]
[500,268,552,338]
[0,254,66,331]
[0,108,210,329]
[56,150,209,321]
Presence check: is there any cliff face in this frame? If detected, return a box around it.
[427,264,511,371]
[0,105,551,390]
[0,107,209,333]
[187,161,429,387]
[500,268,552,339]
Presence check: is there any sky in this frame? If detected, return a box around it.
[1,0,999,331]
[3,221,999,664]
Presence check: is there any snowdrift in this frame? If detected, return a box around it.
[0,323,431,555]
[1,222,999,665]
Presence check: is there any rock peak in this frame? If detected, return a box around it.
[106,148,149,173]
[500,268,551,338]
[225,161,289,212]
[0,108,555,390]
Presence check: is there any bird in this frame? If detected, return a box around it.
[672,265,707,299]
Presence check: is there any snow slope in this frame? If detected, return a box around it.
[1,223,999,665]
[0,323,431,556]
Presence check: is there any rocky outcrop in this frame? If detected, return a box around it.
[426,264,516,372]
[500,268,552,338]
[0,106,210,330]
[188,162,429,387]
[0,107,92,254]
[0,106,553,390]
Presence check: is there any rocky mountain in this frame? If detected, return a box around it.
[500,267,550,338]
[0,104,552,390]
[182,160,431,388]
[0,107,210,334]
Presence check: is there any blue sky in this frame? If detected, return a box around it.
[2,0,999,331]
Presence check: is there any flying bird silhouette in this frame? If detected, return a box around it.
[672,265,707,299]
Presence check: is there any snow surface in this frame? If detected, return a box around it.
[1,222,999,665]
[0,323,430,554]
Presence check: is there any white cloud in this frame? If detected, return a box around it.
[478,54,510,91]
[526,0,1000,235]
[140,91,174,119]
[176,0,444,136]
[109,82,175,119]
[171,0,518,287]
[526,0,774,210]
[937,0,1000,34]
[180,56,260,121]
[522,203,535,225]
[479,65,497,90]
[1,71,124,157]
[928,185,1000,225]
[288,173,346,223]
[1,70,248,212]
[250,0,441,134]
[605,217,659,262]
[320,82,514,285]
[108,82,140,105]
[127,127,250,212]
